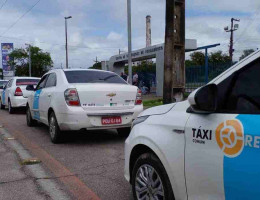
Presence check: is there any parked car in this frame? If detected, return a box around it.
[26,69,143,143]
[0,77,40,113]
[0,80,8,97]
[125,50,260,200]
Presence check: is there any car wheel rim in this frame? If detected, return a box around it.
[135,164,165,200]
[49,116,56,139]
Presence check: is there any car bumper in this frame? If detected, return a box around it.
[10,96,27,108]
[56,105,143,131]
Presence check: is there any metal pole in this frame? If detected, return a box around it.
[65,18,69,69]
[205,48,208,83]
[229,18,234,63]
[29,45,31,77]
[127,0,132,85]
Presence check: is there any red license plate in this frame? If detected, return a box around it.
[102,116,122,125]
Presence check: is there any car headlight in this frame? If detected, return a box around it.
[132,116,149,127]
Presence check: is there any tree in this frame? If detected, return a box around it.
[189,51,205,66]
[186,50,231,67]
[8,46,53,77]
[239,49,255,61]
[209,51,230,64]
[89,62,102,70]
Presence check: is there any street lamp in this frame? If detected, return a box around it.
[65,16,72,69]
[127,0,132,84]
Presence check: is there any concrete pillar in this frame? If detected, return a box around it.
[146,15,152,48]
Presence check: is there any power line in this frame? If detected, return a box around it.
[233,6,260,46]
[0,0,8,11]
[0,0,41,37]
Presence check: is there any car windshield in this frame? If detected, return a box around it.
[64,71,127,84]
[16,79,40,86]
[0,81,7,87]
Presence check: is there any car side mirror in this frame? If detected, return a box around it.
[188,84,218,114]
[26,84,35,91]
[0,86,3,89]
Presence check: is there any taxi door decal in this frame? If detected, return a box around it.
[33,89,42,120]
[219,115,260,200]
[2,90,5,105]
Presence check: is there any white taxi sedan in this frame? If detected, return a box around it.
[125,50,260,199]
[0,77,40,113]
[26,69,143,143]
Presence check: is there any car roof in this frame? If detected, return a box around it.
[13,77,40,79]
[48,68,115,74]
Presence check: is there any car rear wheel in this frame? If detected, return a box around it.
[117,127,131,136]
[8,100,14,114]
[49,112,62,144]
[132,153,175,200]
[26,106,37,127]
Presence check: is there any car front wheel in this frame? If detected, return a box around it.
[8,100,14,114]
[132,153,175,200]
[49,112,62,144]
[26,106,37,127]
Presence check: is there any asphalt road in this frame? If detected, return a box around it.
[0,108,134,200]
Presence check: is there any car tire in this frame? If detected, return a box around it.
[132,153,175,200]
[26,106,37,127]
[8,100,14,114]
[117,127,131,136]
[0,99,5,109]
[49,112,62,144]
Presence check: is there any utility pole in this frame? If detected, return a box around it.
[163,0,185,104]
[25,44,31,77]
[127,0,132,84]
[94,57,99,64]
[65,16,72,69]
[224,18,240,63]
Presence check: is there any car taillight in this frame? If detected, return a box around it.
[135,89,142,105]
[15,87,23,96]
[64,88,80,106]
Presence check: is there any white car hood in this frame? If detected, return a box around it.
[139,103,176,117]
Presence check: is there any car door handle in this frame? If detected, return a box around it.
[48,94,51,97]
[173,129,185,134]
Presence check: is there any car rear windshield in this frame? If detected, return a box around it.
[16,79,39,86]
[64,71,127,84]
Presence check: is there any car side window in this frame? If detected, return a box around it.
[36,75,48,91]
[45,73,57,88]
[217,58,260,114]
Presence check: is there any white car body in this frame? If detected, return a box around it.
[27,69,143,131]
[125,50,260,200]
[0,77,40,110]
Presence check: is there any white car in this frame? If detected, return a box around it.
[0,77,40,113]
[26,69,143,143]
[125,50,260,200]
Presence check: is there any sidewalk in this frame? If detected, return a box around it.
[0,126,70,200]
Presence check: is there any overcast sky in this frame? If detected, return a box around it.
[0,0,259,68]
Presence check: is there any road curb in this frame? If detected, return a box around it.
[0,126,71,200]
